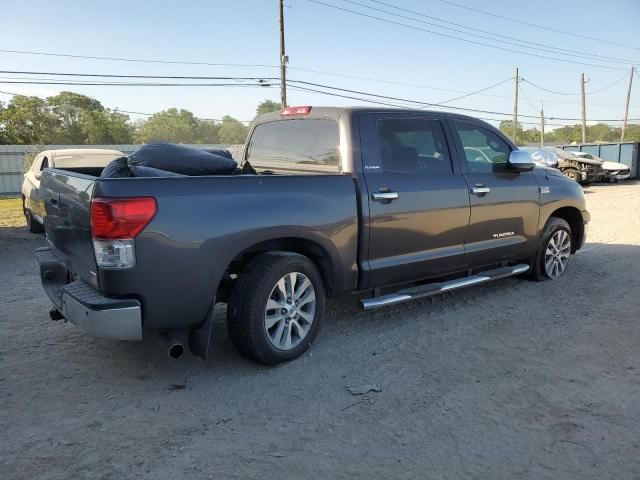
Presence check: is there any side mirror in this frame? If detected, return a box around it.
[508,150,536,171]
[34,172,42,180]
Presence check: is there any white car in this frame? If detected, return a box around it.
[571,151,631,182]
[22,149,124,232]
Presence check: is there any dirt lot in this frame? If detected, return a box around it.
[1,184,639,480]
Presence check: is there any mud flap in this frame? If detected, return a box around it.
[188,301,215,361]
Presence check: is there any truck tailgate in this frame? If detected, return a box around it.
[42,169,98,285]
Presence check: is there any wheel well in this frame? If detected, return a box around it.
[550,207,583,252]
[223,238,336,296]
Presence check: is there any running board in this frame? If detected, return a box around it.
[360,264,530,310]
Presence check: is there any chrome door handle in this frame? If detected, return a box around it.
[371,191,399,201]
[470,187,491,195]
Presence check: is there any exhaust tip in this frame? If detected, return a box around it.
[168,343,184,359]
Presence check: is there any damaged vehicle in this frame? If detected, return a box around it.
[35,107,590,365]
[545,147,606,184]
[570,151,631,182]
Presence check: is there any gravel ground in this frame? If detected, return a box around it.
[1,182,639,479]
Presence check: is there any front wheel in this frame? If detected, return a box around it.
[227,252,326,365]
[562,169,581,183]
[530,217,572,281]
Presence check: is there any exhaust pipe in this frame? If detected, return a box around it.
[160,333,185,359]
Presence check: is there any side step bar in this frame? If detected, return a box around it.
[360,264,530,310]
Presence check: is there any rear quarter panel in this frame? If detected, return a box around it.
[93,174,359,331]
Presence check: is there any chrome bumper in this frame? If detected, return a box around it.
[35,247,142,340]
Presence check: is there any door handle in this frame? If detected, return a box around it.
[371,191,399,201]
[470,186,491,195]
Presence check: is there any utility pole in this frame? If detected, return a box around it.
[580,73,587,143]
[540,104,545,146]
[621,66,634,142]
[513,67,519,144]
[278,0,288,109]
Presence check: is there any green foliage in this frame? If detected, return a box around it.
[7,91,636,148]
[218,115,249,144]
[0,95,58,144]
[134,108,220,144]
[47,91,104,143]
[256,100,281,117]
[81,109,133,144]
[500,119,640,146]
[23,144,46,172]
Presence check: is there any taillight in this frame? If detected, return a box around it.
[281,106,311,116]
[90,197,156,269]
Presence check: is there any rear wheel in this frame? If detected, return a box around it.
[227,252,325,365]
[530,217,572,281]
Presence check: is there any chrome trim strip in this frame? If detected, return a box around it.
[371,192,399,201]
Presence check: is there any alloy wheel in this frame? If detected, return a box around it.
[264,272,316,350]
[544,230,571,278]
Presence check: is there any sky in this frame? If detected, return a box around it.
[0,0,639,130]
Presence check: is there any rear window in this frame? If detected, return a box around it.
[246,119,340,173]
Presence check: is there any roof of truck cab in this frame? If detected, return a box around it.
[254,106,488,124]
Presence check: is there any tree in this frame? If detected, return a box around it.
[218,115,248,144]
[135,108,200,144]
[81,109,134,144]
[194,119,220,144]
[256,100,281,116]
[134,108,222,144]
[0,95,58,144]
[47,91,104,143]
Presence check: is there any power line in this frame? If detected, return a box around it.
[288,84,623,127]
[522,72,631,96]
[0,50,633,108]
[1,74,634,122]
[0,80,274,87]
[587,73,632,94]
[304,0,627,71]
[438,0,640,51]
[288,79,640,121]
[0,70,277,81]
[0,48,279,68]
[348,0,638,65]
[438,77,513,104]
[519,84,540,113]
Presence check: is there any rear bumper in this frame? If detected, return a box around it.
[35,247,142,340]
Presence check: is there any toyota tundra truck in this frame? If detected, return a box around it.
[35,106,589,365]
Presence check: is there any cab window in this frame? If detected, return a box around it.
[376,118,452,174]
[247,119,340,173]
[454,123,511,173]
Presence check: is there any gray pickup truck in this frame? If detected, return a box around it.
[36,107,589,365]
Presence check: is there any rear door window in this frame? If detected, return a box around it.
[246,119,340,173]
[376,118,453,174]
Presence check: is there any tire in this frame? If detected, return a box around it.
[227,252,326,365]
[24,205,44,234]
[529,217,572,282]
[563,169,581,183]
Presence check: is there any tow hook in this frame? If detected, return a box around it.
[49,309,65,321]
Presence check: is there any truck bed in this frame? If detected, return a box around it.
[41,168,360,331]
